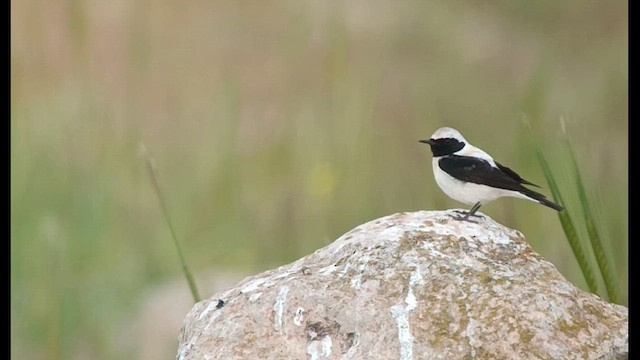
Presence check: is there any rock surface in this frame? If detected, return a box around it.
[177,210,628,360]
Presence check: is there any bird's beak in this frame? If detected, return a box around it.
[419,139,435,145]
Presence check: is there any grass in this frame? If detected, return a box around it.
[11,1,627,359]
[528,114,623,304]
[565,138,620,303]
[141,145,201,303]
[535,145,600,295]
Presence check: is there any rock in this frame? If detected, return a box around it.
[177,210,628,360]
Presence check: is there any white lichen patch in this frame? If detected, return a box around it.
[177,345,189,360]
[197,298,226,321]
[390,305,414,360]
[306,336,333,360]
[421,241,448,259]
[273,286,289,332]
[339,262,355,277]
[307,341,320,360]
[240,270,298,295]
[241,278,267,293]
[390,265,423,360]
[407,264,423,305]
[294,307,305,326]
[317,264,337,276]
[350,273,362,289]
[321,335,332,357]
[464,311,482,348]
[349,254,371,289]
[248,292,263,302]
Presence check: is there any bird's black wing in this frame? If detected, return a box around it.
[438,156,532,192]
[495,161,540,188]
[438,155,564,211]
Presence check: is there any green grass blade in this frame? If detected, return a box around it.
[141,145,202,303]
[565,141,619,303]
[535,149,599,295]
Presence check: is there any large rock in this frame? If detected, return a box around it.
[177,211,628,360]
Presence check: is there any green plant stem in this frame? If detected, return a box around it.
[142,146,201,303]
[535,149,599,295]
[566,141,618,304]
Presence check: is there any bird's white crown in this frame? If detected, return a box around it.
[430,127,468,143]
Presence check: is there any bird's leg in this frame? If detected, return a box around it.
[451,202,483,223]
[464,202,482,219]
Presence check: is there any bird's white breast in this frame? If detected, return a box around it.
[431,158,530,205]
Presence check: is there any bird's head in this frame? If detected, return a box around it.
[419,127,468,157]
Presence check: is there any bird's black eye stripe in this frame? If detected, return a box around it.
[428,138,465,156]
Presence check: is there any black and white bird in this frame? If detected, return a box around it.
[419,127,563,222]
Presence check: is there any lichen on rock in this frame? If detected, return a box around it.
[177,210,628,360]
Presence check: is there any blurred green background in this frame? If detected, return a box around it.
[11,1,627,359]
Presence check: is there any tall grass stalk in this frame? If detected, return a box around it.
[535,149,599,295]
[141,145,201,303]
[565,140,619,303]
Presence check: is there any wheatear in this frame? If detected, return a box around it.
[420,127,563,222]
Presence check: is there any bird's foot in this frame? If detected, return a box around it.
[452,210,482,218]
[449,214,479,224]
[449,211,483,224]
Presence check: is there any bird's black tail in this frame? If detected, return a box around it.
[520,187,564,212]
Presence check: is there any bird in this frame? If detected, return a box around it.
[419,127,563,222]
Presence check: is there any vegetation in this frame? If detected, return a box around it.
[533,123,620,304]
